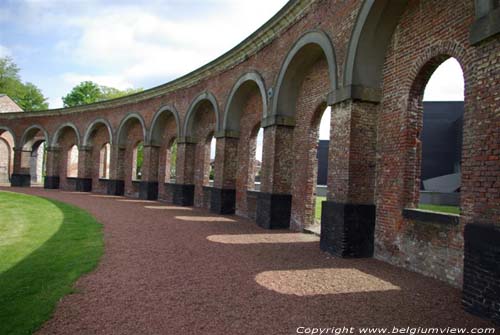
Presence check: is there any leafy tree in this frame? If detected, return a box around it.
[100,86,143,100]
[62,81,102,107]
[0,56,48,111]
[62,81,143,107]
[17,83,48,111]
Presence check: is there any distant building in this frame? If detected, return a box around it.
[0,94,23,113]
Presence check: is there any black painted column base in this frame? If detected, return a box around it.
[320,201,375,258]
[463,223,500,325]
[256,192,291,229]
[139,181,158,200]
[170,183,194,206]
[210,188,236,214]
[44,176,60,189]
[11,174,31,187]
[106,179,124,196]
[75,178,92,192]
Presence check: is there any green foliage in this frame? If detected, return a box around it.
[0,191,103,335]
[17,82,48,111]
[62,81,101,107]
[0,57,48,111]
[100,86,143,100]
[315,196,326,221]
[62,81,143,107]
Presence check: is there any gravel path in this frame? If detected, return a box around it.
[2,187,496,334]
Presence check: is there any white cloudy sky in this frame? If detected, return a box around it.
[1,1,464,159]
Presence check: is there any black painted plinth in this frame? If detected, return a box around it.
[463,223,500,325]
[210,188,236,214]
[75,178,92,192]
[320,201,375,258]
[11,174,31,187]
[169,183,194,206]
[256,192,292,229]
[139,181,158,200]
[107,179,125,196]
[44,176,60,189]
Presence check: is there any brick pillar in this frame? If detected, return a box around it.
[44,146,60,189]
[138,144,160,200]
[462,21,500,324]
[256,119,295,229]
[106,144,125,195]
[74,145,92,192]
[320,100,377,258]
[165,138,195,206]
[11,148,31,187]
[210,134,238,214]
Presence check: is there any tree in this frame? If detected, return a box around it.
[0,56,49,111]
[62,81,102,107]
[62,81,143,107]
[100,86,143,100]
[17,83,48,111]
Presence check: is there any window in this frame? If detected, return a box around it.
[132,142,143,181]
[99,143,111,179]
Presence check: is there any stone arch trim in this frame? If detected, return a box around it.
[222,71,267,134]
[116,112,147,148]
[83,118,114,146]
[270,29,338,121]
[341,0,408,103]
[51,122,81,147]
[182,91,220,138]
[20,124,49,149]
[0,126,17,149]
[148,104,181,146]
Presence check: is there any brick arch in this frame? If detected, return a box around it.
[342,0,408,102]
[271,29,337,120]
[51,122,81,147]
[83,118,114,146]
[21,125,49,150]
[148,105,181,146]
[403,41,471,207]
[116,113,147,148]
[223,71,267,133]
[183,92,220,138]
[0,126,17,149]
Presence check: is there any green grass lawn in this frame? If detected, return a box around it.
[417,203,460,215]
[315,196,326,221]
[0,191,103,335]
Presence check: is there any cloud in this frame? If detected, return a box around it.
[0,44,11,57]
[61,73,134,90]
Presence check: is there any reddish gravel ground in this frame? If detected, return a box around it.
[2,187,497,335]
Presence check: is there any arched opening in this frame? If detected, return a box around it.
[116,114,146,197]
[243,126,264,192]
[311,106,331,230]
[67,145,79,178]
[208,135,216,186]
[272,32,336,231]
[21,126,48,187]
[52,124,80,190]
[132,141,144,181]
[183,94,219,209]
[99,143,111,179]
[83,120,113,193]
[149,107,180,201]
[413,57,464,214]
[223,73,266,218]
[0,130,15,184]
[164,139,177,183]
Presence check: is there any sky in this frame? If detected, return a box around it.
[0,0,464,159]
